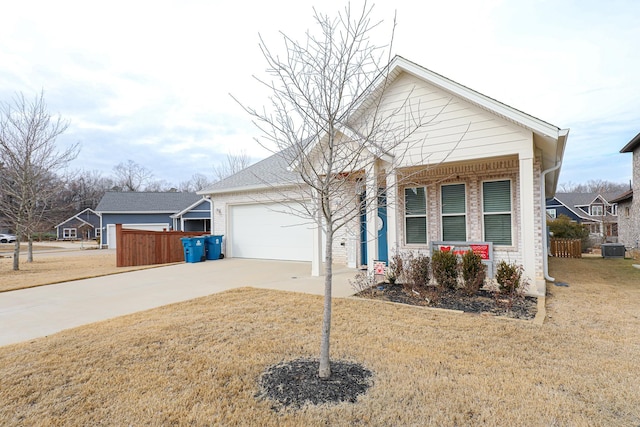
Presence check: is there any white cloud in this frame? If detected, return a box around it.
[1,0,638,186]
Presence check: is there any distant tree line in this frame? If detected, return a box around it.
[558,179,629,195]
[0,91,250,270]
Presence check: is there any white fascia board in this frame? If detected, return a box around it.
[172,197,209,218]
[97,211,177,214]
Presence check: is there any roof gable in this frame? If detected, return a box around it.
[620,131,640,153]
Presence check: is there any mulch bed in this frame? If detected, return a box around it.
[257,358,373,410]
[358,283,538,320]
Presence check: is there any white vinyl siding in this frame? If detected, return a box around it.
[405,187,427,244]
[483,180,512,246]
[441,184,466,241]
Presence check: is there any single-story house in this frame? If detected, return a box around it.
[55,208,102,240]
[546,192,620,241]
[95,192,212,248]
[611,132,640,249]
[199,56,569,296]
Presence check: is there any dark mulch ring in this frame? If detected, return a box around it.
[257,358,373,410]
[358,284,538,320]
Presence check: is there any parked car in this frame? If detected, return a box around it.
[0,233,17,243]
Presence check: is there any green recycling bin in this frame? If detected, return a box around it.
[204,235,224,260]
[181,237,206,263]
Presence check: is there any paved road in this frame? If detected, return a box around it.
[0,258,356,347]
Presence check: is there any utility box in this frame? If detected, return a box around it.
[601,243,625,259]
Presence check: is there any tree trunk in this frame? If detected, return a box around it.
[318,227,333,379]
[27,236,33,262]
[12,239,19,271]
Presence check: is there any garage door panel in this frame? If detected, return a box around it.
[230,203,312,261]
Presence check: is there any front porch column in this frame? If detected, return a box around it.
[519,154,540,295]
[386,166,398,261]
[311,187,323,277]
[366,161,378,273]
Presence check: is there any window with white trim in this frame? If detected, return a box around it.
[95,228,101,238]
[591,205,603,216]
[441,183,466,241]
[63,228,77,239]
[483,180,512,246]
[404,187,427,244]
[546,208,557,219]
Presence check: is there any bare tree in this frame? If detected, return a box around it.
[559,179,627,194]
[179,173,213,192]
[0,92,79,269]
[212,150,251,182]
[235,3,451,378]
[113,160,154,191]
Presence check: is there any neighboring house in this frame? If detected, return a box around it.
[611,132,640,249]
[95,192,211,248]
[546,192,620,242]
[199,56,569,296]
[55,208,102,240]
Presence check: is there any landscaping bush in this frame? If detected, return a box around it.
[460,250,485,296]
[495,260,527,297]
[431,249,458,290]
[386,252,404,285]
[404,253,430,290]
[349,271,377,296]
[548,214,590,252]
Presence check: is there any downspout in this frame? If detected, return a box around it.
[541,161,561,282]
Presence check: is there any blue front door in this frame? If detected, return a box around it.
[359,191,388,265]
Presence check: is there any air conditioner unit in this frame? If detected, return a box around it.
[601,243,625,258]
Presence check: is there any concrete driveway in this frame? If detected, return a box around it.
[0,259,357,347]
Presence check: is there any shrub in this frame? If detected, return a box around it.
[548,214,590,252]
[386,253,404,285]
[431,249,458,290]
[349,271,377,296]
[405,253,430,290]
[495,260,526,296]
[460,250,485,296]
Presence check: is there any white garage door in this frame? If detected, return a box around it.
[106,223,170,249]
[230,203,313,261]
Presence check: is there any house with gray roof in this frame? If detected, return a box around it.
[55,208,101,240]
[546,192,620,242]
[199,56,569,297]
[95,192,211,248]
[611,132,640,249]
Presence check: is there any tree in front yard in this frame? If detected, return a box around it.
[0,92,79,270]
[235,2,459,379]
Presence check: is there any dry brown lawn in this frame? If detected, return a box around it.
[0,247,161,292]
[0,257,639,426]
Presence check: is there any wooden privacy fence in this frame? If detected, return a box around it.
[116,224,205,267]
[550,238,582,258]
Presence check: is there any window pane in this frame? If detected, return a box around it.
[406,217,427,244]
[484,214,512,245]
[483,180,511,212]
[442,184,465,214]
[442,216,466,241]
[405,187,426,216]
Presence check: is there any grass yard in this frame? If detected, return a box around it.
[0,257,639,425]
[0,249,161,293]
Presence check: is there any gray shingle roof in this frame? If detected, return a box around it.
[200,149,302,194]
[96,192,202,213]
[552,192,621,220]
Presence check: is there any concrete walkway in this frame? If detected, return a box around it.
[0,259,357,347]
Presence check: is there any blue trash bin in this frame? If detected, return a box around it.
[181,237,206,263]
[203,235,224,260]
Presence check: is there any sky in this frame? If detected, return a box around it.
[1,0,638,189]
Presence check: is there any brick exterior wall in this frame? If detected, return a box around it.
[617,148,640,248]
